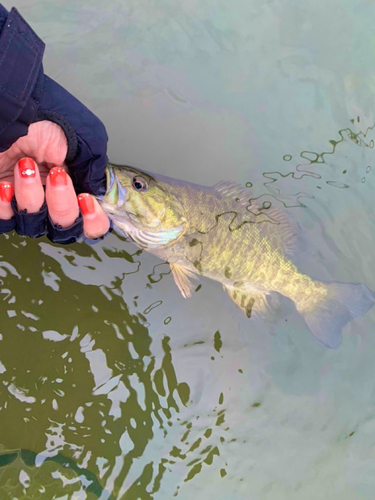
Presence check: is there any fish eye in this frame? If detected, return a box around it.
[132,176,148,191]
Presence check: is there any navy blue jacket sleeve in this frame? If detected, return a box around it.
[0,6,43,152]
[0,5,109,242]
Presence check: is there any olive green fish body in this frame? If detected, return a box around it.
[101,163,375,349]
[151,181,321,304]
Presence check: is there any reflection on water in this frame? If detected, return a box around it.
[0,233,193,498]
[0,122,374,499]
[0,228,251,498]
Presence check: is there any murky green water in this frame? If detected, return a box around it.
[1,0,375,498]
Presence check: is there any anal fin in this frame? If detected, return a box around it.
[225,285,278,318]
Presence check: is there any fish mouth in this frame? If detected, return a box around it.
[105,165,116,197]
[98,165,135,229]
[100,164,128,208]
[95,165,115,205]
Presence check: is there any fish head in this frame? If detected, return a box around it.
[99,163,187,247]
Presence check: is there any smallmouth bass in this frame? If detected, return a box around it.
[100,163,375,348]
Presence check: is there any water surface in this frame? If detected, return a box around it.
[1,0,375,498]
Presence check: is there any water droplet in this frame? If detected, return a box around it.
[245,182,253,188]
[262,201,271,209]
[283,155,292,161]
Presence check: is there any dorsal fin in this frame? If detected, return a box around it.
[213,181,251,206]
[254,205,297,257]
[213,181,297,257]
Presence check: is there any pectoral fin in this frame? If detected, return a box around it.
[170,263,198,298]
[225,286,278,318]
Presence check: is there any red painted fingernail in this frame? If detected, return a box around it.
[49,166,68,187]
[18,158,36,178]
[78,193,95,215]
[0,182,13,202]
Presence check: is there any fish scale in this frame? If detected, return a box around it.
[100,163,375,349]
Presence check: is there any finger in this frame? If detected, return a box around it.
[46,167,79,228]
[78,193,110,239]
[14,157,45,213]
[0,182,14,220]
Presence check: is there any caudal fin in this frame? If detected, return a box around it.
[297,282,375,348]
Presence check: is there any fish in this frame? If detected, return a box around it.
[99,162,375,349]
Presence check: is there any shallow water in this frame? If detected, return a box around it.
[1,0,375,499]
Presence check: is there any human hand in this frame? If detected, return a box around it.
[0,121,110,240]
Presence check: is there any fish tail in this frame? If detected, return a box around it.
[296,282,375,348]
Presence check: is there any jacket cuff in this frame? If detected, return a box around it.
[11,197,47,237]
[7,196,85,243]
[0,216,16,234]
[47,213,83,244]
